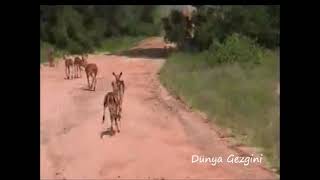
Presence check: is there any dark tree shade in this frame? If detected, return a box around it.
[162,5,280,51]
[40,5,161,53]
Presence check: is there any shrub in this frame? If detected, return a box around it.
[161,10,189,49]
[40,5,161,57]
[206,33,263,67]
[162,5,280,51]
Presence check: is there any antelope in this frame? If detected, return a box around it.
[77,54,97,91]
[48,48,55,67]
[112,72,125,114]
[63,54,74,79]
[85,62,98,91]
[73,56,82,78]
[102,82,121,133]
[74,54,88,78]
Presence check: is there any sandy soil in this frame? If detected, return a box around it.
[40,37,277,179]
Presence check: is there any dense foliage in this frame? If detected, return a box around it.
[40,5,162,54]
[163,5,280,51]
[205,33,264,66]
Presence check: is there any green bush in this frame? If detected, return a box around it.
[128,22,160,36]
[222,6,279,49]
[162,5,280,51]
[96,36,145,53]
[40,5,161,57]
[161,10,189,49]
[206,33,263,66]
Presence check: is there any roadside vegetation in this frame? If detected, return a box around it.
[160,5,280,172]
[40,5,163,62]
[95,36,146,54]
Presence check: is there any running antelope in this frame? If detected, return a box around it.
[112,72,125,114]
[102,82,121,133]
[63,54,74,79]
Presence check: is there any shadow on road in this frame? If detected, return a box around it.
[80,87,94,92]
[100,128,116,138]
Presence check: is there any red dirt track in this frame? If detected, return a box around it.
[40,37,277,179]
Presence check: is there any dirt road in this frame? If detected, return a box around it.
[40,37,277,179]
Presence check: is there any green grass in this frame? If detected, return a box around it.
[160,50,279,171]
[95,36,145,53]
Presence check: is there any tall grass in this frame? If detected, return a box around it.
[160,43,279,171]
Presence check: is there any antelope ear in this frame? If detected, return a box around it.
[120,72,122,76]
[112,72,115,76]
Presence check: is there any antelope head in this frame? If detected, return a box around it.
[112,72,123,82]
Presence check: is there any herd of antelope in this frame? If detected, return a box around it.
[63,54,98,91]
[62,54,125,135]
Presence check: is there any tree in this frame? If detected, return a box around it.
[162,5,280,51]
[40,5,161,53]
